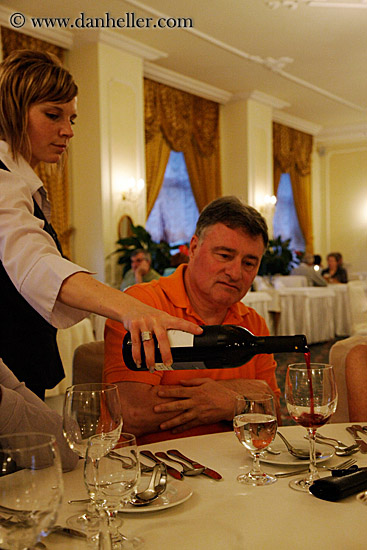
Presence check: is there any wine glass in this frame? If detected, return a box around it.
[63,382,123,530]
[84,432,142,550]
[233,394,278,486]
[0,432,63,550]
[285,363,338,492]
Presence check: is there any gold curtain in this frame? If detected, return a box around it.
[273,122,314,254]
[144,78,221,216]
[1,27,72,258]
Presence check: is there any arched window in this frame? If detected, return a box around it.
[273,173,305,253]
[146,151,199,246]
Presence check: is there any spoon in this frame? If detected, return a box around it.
[276,431,321,460]
[129,463,166,506]
[313,437,359,456]
[155,451,205,476]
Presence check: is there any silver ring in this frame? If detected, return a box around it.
[141,331,153,342]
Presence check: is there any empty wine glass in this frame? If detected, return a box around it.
[233,394,278,486]
[84,432,141,550]
[63,382,123,530]
[0,432,63,550]
[285,363,338,492]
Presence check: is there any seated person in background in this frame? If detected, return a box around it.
[105,196,281,444]
[291,252,327,287]
[313,254,323,272]
[120,249,160,291]
[345,343,367,421]
[322,252,348,284]
[0,358,78,471]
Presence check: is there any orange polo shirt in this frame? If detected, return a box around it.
[104,264,280,443]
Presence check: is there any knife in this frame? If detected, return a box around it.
[167,449,222,480]
[346,426,367,453]
[140,450,183,480]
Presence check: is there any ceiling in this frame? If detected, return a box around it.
[2,0,367,137]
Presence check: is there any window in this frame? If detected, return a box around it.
[146,151,199,246]
[273,173,305,253]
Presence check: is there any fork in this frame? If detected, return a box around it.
[274,458,357,478]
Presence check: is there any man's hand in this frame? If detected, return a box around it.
[154,378,239,433]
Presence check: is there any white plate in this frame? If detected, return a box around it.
[260,440,334,466]
[122,480,193,513]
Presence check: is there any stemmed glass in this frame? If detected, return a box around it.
[0,432,63,550]
[233,394,278,486]
[63,382,123,530]
[285,363,338,492]
[84,432,141,550]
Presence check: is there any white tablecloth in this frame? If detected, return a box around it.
[45,317,95,398]
[277,287,335,344]
[45,423,367,550]
[241,291,273,330]
[330,284,352,336]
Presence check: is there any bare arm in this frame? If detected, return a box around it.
[345,344,367,421]
[57,272,202,368]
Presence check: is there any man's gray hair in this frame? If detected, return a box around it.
[195,196,268,247]
[131,248,152,262]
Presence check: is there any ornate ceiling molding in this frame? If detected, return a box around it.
[125,0,366,113]
[265,1,367,9]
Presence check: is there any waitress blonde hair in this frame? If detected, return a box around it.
[0,49,77,162]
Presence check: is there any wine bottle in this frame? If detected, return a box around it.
[122,325,308,371]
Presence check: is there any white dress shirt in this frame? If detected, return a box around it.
[0,140,89,328]
[0,359,78,471]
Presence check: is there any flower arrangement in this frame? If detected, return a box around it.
[258,236,299,276]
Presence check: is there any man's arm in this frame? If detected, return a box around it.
[154,377,281,434]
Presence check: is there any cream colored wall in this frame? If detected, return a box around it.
[68,42,145,285]
[315,141,367,274]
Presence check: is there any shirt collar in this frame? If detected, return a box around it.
[159,264,250,324]
[0,140,43,194]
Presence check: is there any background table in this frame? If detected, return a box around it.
[46,423,367,550]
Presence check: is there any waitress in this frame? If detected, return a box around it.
[0,49,200,399]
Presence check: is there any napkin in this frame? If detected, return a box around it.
[309,468,367,502]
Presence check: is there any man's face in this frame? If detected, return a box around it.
[186,223,265,308]
[131,252,149,271]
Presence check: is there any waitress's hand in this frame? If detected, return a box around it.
[120,297,202,371]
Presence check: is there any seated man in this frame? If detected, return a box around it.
[0,358,78,471]
[120,249,160,291]
[105,196,280,444]
[291,252,327,287]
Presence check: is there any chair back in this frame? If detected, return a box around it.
[72,341,105,385]
[347,281,367,334]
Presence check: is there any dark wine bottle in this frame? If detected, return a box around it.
[122,325,308,371]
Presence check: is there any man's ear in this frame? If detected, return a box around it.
[189,234,199,259]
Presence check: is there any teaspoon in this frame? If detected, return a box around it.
[277,431,321,459]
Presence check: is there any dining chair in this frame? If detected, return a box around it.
[72,340,105,385]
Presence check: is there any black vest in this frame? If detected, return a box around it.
[0,160,64,393]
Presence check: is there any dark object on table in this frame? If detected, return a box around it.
[310,468,367,501]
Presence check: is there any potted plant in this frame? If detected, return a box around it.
[114,222,172,276]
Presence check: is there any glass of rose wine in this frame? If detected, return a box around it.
[285,362,338,492]
[233,394,278,486]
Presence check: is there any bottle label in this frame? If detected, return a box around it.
[154,362,207,371]
[164,330,195,348]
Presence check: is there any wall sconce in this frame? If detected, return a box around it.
[120,178,145,202]
[258,195,277,216]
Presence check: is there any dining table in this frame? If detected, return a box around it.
[44,422,367,550]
